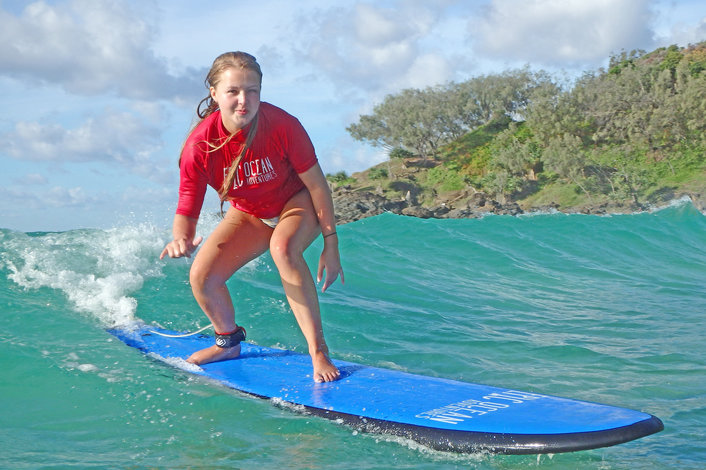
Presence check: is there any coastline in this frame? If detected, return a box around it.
[332,185,705,224]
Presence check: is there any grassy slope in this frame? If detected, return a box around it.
[339,119,706,214]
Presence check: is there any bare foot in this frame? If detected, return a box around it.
[186,343,241,365]
[312,350,340,383]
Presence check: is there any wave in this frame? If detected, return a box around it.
[2,200,704,330]
[1,223,177,326]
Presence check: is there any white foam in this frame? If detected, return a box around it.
[1,214,270,327]
[517,195,702,218]
[650,194,696,212]
[3,223,168,326]
[148,352,204,373]
[270,397,307,413]
[77,363,99,373]
[355,429,490,464]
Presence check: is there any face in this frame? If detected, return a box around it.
[210,67,261,134]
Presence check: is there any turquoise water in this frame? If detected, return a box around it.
[1,201,704,469]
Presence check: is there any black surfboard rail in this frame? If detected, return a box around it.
[305,407,664,454]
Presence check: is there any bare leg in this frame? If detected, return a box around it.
[186,208,271,365]
[270,190,340,382]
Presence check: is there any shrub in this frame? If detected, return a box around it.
[426,166,466,192]
[389,147,415,159]
[369,167,389,180]
[326,171,356,186]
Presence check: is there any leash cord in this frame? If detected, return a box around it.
[148,324,213,338]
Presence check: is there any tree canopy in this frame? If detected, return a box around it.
[347,68,552,159]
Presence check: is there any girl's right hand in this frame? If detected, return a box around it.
[160,236,203,259]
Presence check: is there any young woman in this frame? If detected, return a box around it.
[160,52,343,383]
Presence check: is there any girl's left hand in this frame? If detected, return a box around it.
[317,245,344,293]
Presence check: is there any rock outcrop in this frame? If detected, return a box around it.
[333,186,526,224]
[332,186,704,225]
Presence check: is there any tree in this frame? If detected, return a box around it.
[594,146,651,205]
[453,68,556,127]
[347,86,465,159]
[347,68,554,160]
[525,71,596,144]
[543,133,594,198]
[488,124,542,182]
[346,114,392,150]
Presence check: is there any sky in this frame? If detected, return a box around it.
[1,0,704,232]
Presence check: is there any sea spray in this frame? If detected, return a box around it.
[2,224,169,326]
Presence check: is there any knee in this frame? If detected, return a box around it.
[269,235,303,269]
[189,261,213,296]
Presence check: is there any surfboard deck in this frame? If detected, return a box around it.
[108,324,663,455]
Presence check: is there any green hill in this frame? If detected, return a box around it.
[331,42,706,222]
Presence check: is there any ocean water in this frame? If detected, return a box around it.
[1,200,704,469]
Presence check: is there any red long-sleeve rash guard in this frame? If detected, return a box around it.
[176,102,318,220]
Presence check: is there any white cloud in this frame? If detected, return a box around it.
[44,185,95,208]
[295,2,457,97]
[0,107,175,184]
[13,173,48,185]
[1,109,159,162]
[324,135,388,176]
[472,0,656,67]
[0,0,202,101]
[0,180,176,231]
[398,53,453,89]
[355,3,411,45]
[662,16,706,45]
[0,183,96,210]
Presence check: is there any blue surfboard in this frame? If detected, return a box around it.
[108,324,663,454]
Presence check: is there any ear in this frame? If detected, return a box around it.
[210,86,217,102]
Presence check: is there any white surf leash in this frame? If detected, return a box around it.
[148,324,214,338]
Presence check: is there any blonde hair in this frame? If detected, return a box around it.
[182,52,263,209]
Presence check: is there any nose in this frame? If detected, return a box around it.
[239,90,255,108]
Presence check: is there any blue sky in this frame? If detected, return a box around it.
[1,0,704,232]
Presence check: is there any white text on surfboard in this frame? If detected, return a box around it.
[415,390,544,425]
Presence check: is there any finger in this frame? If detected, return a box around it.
[316,261,325,284]
[184,236,203,258]
[320,270,339,293]
[178,240,188,257]
[161,243,179,259]
[339,269,345,285]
